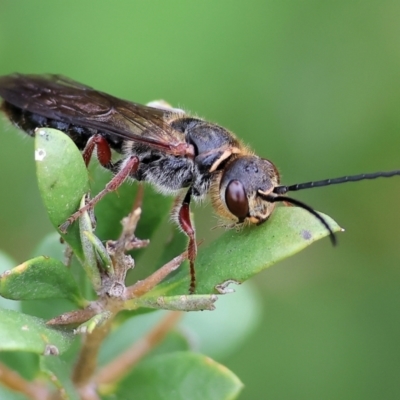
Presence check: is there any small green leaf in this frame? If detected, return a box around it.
[35,127,90,260]
[75,311,111,334]
[150,207,342,296]
[0,309,74,354]
[0,256,85,306]
[82,231,113,275]
[39,356,79,400]
[78,195,102,290]
[102,351,243,400]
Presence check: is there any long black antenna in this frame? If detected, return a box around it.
[274,170,400,195]
[259,193,337,246]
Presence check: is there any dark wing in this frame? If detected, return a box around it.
[0,74,191,155]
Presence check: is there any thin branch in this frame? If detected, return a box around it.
[75,386,101,400]
[107,190,148,284]
[94,311,182,386]
[0,361,47,400]
[71,298,122,387]
[125,251,187,299]
[72,321,112,387]
[47,307,97,326]
[131,183,144,214]
[113,184,145,255]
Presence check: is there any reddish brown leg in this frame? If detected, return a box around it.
[59,156,140,233]
[178,188,197,294]
[82,134,112,167]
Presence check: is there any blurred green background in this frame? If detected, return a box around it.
[0,1,399,399]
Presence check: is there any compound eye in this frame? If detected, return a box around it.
[225,180,249,220]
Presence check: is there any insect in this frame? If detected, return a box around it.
[0,74,399,294]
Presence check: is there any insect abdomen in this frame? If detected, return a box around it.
[1,101,124,152]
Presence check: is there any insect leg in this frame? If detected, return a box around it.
[59,156,140,233]
[82,134,112,168]
[177,188,197,294]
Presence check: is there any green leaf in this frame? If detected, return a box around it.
[35,127,90,260]
[0,256,85,306]
[149,207,342,296]
[82,230,113,275]
[34,127,173,265]
[78,197,102,291]
[0,351,39,381]
[0,309,74,354]
[40,356,79,400]
[75,311,111,334]
[102,351,243,400]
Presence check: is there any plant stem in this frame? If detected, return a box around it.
[125,251,187,299]
[71,299,121,387]
[68,187,186,395]
[94,311,182,386]
[0,361,47,400]
[72,320,112,387]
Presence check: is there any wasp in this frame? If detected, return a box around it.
[0,74,399,293]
